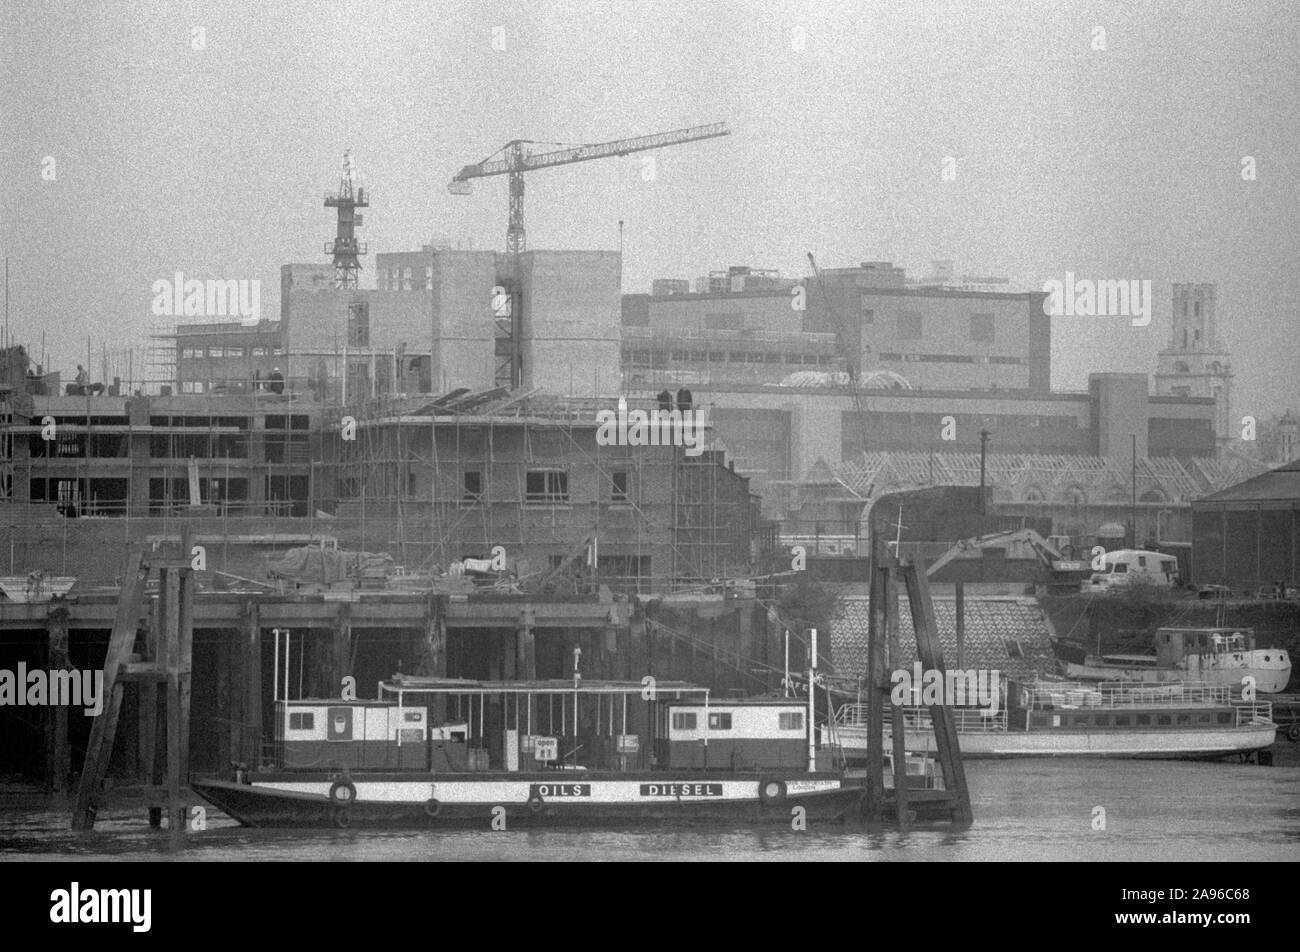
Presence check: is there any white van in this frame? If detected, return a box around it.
[1089,548,1180,592]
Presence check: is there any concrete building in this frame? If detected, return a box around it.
[623,259,1051,394]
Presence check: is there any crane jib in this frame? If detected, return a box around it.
[454,123,730,180]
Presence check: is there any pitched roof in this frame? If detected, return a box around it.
[1195,457,1300,504]
[828,591,1057,681]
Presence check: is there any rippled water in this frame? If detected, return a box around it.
[2,760,1298,861]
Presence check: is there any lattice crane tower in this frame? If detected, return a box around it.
[324,150,369,289]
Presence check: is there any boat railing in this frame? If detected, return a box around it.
[1233,701,1275,727]
[834,703,871,728]
[888,707,1007,733]
[1021,680,1235,709]
[836,703,1007,733]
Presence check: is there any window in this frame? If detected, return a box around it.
[210,347,226,358]
[347,301,370,347]
[404,712,423,723]
[228,347,245,358]
[778,712,804,730]
[1137,714,1151,725]
[1072,715,1090,727]
[1114,714,1130,726]
[463,470,482,502]
[1094,715,1110,727]
[402,267,412,290]
[525,469,569,504]
[1157,715,1171,726]
[1005,639,1024,659]
[970,313,995,343]
[289,712,314,730]
[1113,563,1128,573]
[611,470,628,503]
[897,311,923,340]
[672,712,697,730]
[707,712,733,730]
[1216,713,1231,724]
[181,348,198,359]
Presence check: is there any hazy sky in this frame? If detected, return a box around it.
[3,0,1298,418]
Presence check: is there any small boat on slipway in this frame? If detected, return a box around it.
[828,678,1276,760]
[192,676,893,829]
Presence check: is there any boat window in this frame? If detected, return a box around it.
[403,712,422,722]
[1176,714,1191,725]
[1073,715,1090,727]
[1136,714,1151,725]
[1197,714,1211,724]
[1157,715,1171,726]
[1138,556,1147,567]
[1114,714,1130,726]
[1216,713,1231,724]
[778,712,804,730]
[672,712,697,730]
[1113,563,1128,573]
[289,712,314,730]
[708,713,733,730]
[1094,715,1111,727]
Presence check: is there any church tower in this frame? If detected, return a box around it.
[1153,283,1233,453]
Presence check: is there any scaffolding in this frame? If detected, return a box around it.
[312,389,757,595]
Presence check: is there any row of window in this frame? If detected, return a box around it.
[671,711,805,731]
[181,346,282,360]
[877,353,1024,366]
[848,412,1080,429]
[892,312,998,342]
[382,266,433,291]
[623,349,834,366]
[461,469,628,505]
[1034,711,1233,727]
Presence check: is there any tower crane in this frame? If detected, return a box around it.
[449,122,729,252]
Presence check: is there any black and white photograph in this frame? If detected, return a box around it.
[0,0,1296,905]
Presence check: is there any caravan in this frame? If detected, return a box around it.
[1089,548,1180,593]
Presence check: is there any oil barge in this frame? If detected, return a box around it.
[193,677,888,829]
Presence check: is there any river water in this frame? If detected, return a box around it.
[2,760,1297,861]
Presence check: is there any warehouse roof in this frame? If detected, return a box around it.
[1194,457,1300,505]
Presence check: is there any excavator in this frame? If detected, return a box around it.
[923,528,1090,592]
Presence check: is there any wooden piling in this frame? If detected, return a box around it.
[901,561,973,825]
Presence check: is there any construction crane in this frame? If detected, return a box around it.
[448,122,730,252]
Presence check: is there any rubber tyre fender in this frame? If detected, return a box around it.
[758,778,787,805]
[332,806,352,829]
[329,779,357,805]
[527,791,545,815]
[1287,724,1300,743]
[424,797,441,818]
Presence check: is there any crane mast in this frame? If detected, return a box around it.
[450,123,729,253]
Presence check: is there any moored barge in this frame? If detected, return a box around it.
[829,679,1276,760]
[193,677,886,829]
